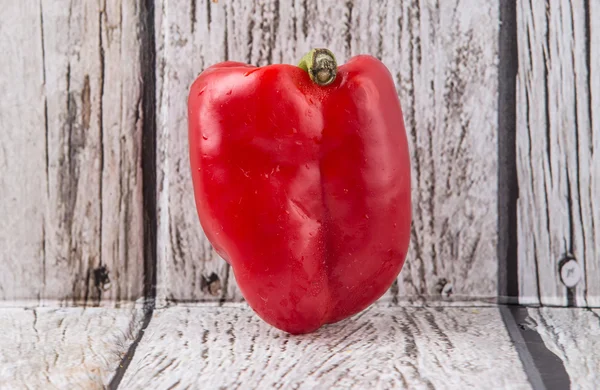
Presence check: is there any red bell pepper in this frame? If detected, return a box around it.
[188,49,411,334]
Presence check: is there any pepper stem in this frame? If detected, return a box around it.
[298,48,337,86]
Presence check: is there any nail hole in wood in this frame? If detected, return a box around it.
[93,266,111,291]
[435,278,453,298]
[201,272,222,296]
[558,254,581,288]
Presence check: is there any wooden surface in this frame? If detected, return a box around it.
[0,307,143,389]
[3,305,600,389]
[516,0,600,306]
[155,0,499,305]
[120,305,531,389]
[0,1,145,304]
[527,307,600,390]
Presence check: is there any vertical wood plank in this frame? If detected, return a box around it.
[361,0,499,302]
[0,2,48,299]
[0,1,46,301]
[155,0,230,304]
[517,0,599,306]
[99,0,146,302]
[157,0,499,304]
[0,0,145,304]
[589,1,600,307]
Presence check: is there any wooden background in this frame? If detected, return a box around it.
[0,0,597,308]
[516,0,599,307]
[0,0,146,305]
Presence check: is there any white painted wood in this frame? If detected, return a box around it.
[155,0,232,305]
[156,0,499,305]
[121,305,530,389]
[591,1,600,308]
[0,307,144,389]
[517,0,600,306]
[526,308,600,390]
[0,1,145,304]
[0,2,46,301]
[371,0,499,303]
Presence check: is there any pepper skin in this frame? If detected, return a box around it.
[188,49,411,334]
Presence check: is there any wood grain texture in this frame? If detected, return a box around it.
[0,0,145,304]
[517,0,600,306]
[526,308,600,390]
[156,0,499,305]
[155,0,231,304]
[0,307,143,389]
[121,305,530,389]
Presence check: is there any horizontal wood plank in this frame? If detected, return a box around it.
[120,305,531,389]
[526,308,600,389]
[0,0,146,304]
[0,307,144,389]
[517,0,600,306]
[156,0,499,305]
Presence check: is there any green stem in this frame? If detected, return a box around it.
[298,48,338,86]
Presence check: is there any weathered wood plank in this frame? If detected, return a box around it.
[374,0,499,303]
[526,308,600,389]
[121,305,531,389]
[517,0,600,306]
[0,2,46,300]
[0,307,144,389]
[0,0,145,304]
[155,0,231,304]
[156,0,499,305]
